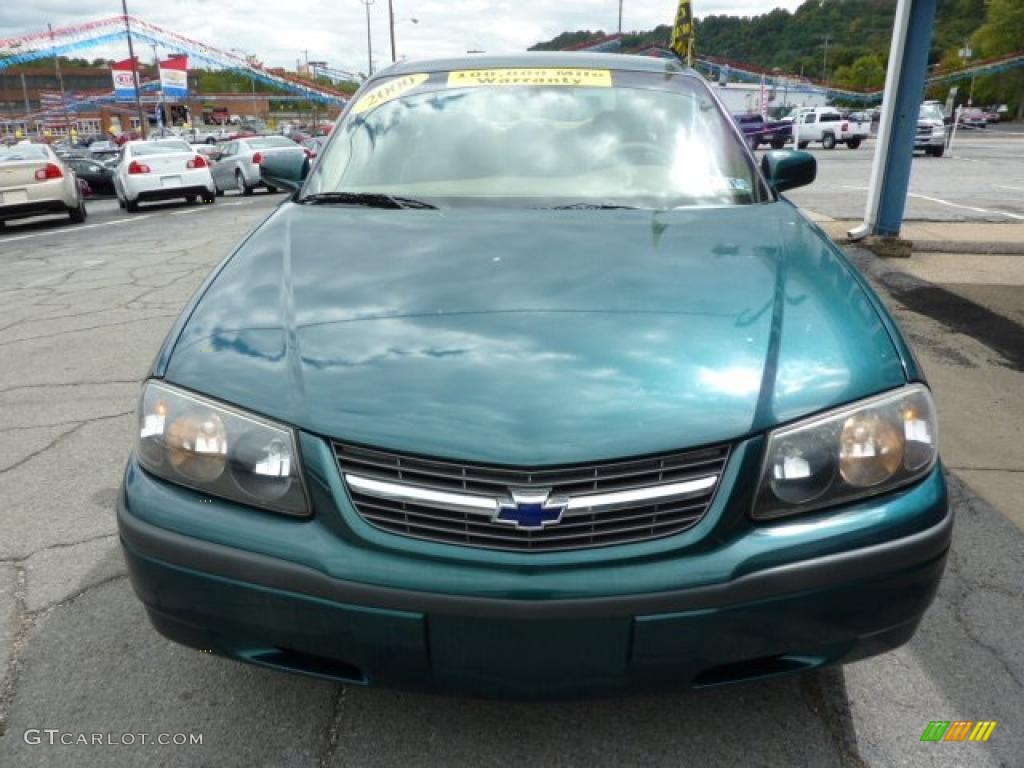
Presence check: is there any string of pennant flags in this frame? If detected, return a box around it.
[0,16,350,107]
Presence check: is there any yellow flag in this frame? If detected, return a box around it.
[670,0,695,66]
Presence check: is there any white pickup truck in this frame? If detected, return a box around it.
[784,107,871,150]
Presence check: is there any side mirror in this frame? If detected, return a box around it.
[761,149,816,193]
[259,152,310,192]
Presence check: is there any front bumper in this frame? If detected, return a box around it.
[118,434,951,698]
[914,132,946,150]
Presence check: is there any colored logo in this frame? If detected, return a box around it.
[920,721,997,742]
[494,489,566,531]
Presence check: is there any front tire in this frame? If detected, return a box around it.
[770,138,787,150]
[265,184,279,194]
[928,146,945,157]
[798,141,810,150]
[847,138,862,149]
[822,133,836,150]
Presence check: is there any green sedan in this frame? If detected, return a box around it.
[118,52,949,698]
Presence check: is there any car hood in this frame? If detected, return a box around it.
[162,202,906,464]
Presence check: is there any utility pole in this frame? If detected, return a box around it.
[618,1,623,34]
[822,36,831,92]
[47,24,73,142]
[389,0,396,62]
[121,0,148,138]
[360,0,375,77]
[20,72,32,135]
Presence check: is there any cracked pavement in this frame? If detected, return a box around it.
[0,190,1021,767]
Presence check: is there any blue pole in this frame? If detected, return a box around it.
[873,0,938,236]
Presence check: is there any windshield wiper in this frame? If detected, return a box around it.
[297,192,437,209]
[547,202,640,210]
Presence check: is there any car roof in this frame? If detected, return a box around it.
[379,52,690,79]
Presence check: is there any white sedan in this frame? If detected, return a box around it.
[0,142,87,229]
[113,139,216,212]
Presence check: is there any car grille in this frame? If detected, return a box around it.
[916,124,932,138]
[334,441,729,551]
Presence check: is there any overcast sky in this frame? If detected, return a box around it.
[1,1,803,75]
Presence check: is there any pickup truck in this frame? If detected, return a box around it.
[731,114,792,151]
[785,108,871,150]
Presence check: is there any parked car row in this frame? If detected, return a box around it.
[735,107,872,152]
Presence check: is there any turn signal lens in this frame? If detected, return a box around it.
[839,413,904,487]
[128,160,150,174]
[165,411,228,483]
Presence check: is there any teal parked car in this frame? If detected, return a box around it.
[118,52,950,698]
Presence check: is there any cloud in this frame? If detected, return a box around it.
[1,1,805,72]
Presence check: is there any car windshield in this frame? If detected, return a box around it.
[309,68,767,208]
[132,142,192,156]
[920,104,944,122]
[246,137,297,149]
[0,145,49,162]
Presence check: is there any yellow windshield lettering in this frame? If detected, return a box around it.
[446,68,612,88]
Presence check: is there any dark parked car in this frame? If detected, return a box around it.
[68,156,116,195]
[119,53,948,699]
[732,113,792,150]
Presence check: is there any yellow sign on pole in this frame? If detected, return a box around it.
[670,0,696,67]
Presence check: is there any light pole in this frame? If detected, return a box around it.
[822,36,831,91]
[959,42,975,106]
[388,4,419,63]
[151,43,169,135]
[120,0,148,137]
[360,0,375,77]
[618,1,623,34]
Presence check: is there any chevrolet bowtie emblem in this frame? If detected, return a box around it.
[494,489,566,531]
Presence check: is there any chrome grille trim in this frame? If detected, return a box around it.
[344,472,718,518]
[335,442,729,552]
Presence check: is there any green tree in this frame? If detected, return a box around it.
[834,54,886,89]
[970,0,1024,118]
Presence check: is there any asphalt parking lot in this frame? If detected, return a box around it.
[786,129,1024,223]
[0,141,1022,767]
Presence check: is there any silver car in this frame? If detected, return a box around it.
[1,142,87,229]
[210,136,306,196]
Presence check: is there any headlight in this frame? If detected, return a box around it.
[931,126,946,137]
[136,381,309,516]
[753,385,937,520]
